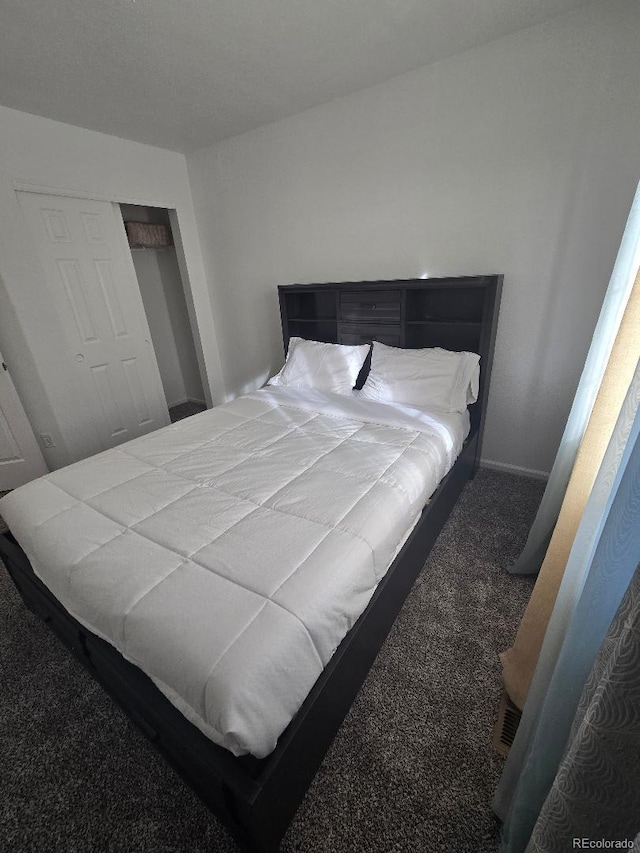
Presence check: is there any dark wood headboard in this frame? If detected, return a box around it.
[278,275,503,468]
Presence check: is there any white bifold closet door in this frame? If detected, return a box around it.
[17,192,170,453]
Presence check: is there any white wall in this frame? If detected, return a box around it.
[160,253,206,404]
[0,105,224,469]
[133,247,205,407]
[133,249,188,407]
[187,0,640,476]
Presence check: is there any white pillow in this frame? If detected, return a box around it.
[359,342,480,412]
[268,337,370,395]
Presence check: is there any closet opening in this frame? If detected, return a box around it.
[120,204,207,423]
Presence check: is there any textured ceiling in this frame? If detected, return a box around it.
[0,0,592,152]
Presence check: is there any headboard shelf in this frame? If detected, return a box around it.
[405,319,482,326]
[278,275,503,469]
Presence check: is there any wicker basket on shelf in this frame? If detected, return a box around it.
[125,221,173,248]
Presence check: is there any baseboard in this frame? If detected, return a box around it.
[480,458,549,481]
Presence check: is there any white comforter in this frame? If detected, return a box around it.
[0,387,468,758]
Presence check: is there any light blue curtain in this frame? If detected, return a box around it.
[510,182,640,576]
[493,357,640,851]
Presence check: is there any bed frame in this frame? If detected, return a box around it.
[0,275,502,852]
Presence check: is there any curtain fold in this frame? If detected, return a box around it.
[493,358,640,852]
[510,182,640,577]
[526,563,640,852]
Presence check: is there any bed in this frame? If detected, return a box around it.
[0,275,502,851]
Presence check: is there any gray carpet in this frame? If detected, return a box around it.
[169,402,207,423]
[0,470,543,852]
